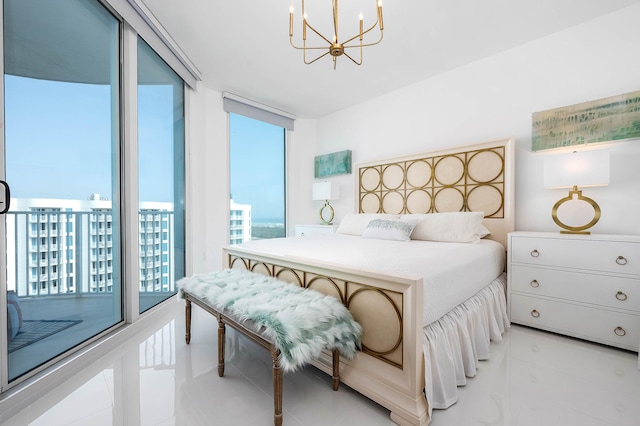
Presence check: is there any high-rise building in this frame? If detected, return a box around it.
[138,202,175,294]
[6,195,174,296]
[230,198,251,245]
[6,195,252,296]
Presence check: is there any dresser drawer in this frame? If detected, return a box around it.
[510,265,640,313]
[511,236,640,275]
[510,294,640,351]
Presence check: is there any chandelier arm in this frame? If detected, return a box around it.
[332,0,339,43]
[340,19,380,46]
[342,50,362,66]
[290,40,335,50]
[344,30,383,49]
[304,20,334,45]
[304,50,332,65]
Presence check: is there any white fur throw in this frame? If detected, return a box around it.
[177,269,362,372]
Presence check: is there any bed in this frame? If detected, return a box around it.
[222,138,514,425]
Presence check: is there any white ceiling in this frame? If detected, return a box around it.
[142,0,640,119]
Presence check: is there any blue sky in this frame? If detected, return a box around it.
[229,113,285,223]
[5,76,285,222]
[5,75,114,200]
[5,75,175,202]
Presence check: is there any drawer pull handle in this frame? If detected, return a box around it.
[616,291,628,301]
[530,249,540,258]
[530,309,540,318]
[616,256,628,266]
[614,326,626,337]
[530,280,540,288]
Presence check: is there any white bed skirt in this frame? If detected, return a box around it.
[422,273,509,413]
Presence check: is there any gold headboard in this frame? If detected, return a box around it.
[357,138,515,246]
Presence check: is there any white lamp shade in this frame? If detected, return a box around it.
[543,150,610,189]
[312,182,340,201]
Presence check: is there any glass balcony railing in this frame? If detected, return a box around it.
[5,210,177,298]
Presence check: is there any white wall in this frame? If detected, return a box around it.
[308,4,640,236]
[186,85,228,273]
[287,118,318,232]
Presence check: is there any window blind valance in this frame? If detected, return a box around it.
[121,0,201,88]
[222,92,295,130]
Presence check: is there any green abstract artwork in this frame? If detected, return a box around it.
[532,90,640,151]
[314,150,352,178]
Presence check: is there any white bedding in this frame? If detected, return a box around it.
[236,234,505,326]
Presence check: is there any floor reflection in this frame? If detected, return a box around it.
[3,304,640,426]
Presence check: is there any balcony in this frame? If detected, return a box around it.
[6,291,175,380]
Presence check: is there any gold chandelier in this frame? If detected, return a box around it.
[289,0,384,69]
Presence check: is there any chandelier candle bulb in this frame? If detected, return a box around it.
[359,14,363,40]
[289,7,294,36]
[378,1,383,30]
[303,14,307,40]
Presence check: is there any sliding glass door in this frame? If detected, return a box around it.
[2,0,122,382]
[137,37,185,313]
[1,0,187,391]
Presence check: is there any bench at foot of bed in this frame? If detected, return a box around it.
[178,269,362,426]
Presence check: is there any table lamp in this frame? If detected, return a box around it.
[543,149,610,234]
[312,182,340,225]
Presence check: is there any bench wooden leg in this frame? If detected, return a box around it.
[185,299,191,344]
[332,349,340,391]
[271,346,283,426]
[218,316,226,377]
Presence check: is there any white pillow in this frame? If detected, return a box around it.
[336,213,400,236]
[401,212,490,243]
[362,219,416,242]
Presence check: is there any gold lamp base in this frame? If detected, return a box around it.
[319,200,335,225]
[551,185,601,235]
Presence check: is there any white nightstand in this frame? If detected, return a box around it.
[294,224,336,237]
[507,231,640,353]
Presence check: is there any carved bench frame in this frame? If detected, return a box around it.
[183,291,341,426]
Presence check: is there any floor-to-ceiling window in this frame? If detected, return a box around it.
[226,94,294,244]
[229,113,286,243]
[2,0,122,383]
[137,37,185,313]
[1,0,190,390]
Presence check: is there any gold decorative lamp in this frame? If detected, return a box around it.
[543,150,610,234]
[312,182,340,225]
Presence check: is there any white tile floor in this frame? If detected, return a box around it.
[3,303,640,426]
